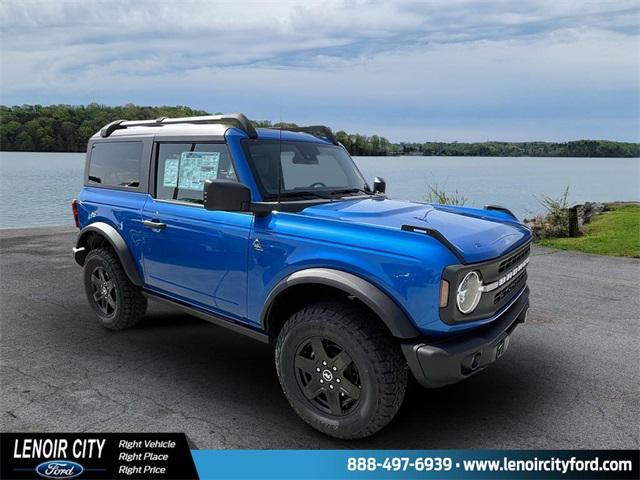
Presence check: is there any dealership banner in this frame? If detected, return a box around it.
[1,433,198,479]
[1,433,638,479]
[192,450,638,479]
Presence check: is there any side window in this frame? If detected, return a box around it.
[155,143,237,203]
[88,141,143,188]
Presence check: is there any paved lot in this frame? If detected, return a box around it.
[1,227,638,449]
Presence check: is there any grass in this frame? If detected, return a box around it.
[537,204,640,258]
[426,183,468,206]
[535,185,570,236]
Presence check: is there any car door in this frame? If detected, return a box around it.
[142,142,253,321]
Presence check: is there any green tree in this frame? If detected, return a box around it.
[1,104,638,157]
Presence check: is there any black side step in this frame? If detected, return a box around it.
[142,291,270,343]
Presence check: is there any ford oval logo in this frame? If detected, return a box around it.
[35,460,84,479]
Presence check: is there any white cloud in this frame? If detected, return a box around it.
[0,0,638,141]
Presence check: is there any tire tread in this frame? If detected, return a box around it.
[275,300,408,439]
[84,247,146,330]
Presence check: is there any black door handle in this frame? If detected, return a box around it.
[143,220,166,230]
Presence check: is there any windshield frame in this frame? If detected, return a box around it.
[241,139,371,201]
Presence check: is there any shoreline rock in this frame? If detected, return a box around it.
[524,201,637,240]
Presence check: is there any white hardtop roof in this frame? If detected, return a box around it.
[91,123,230,139]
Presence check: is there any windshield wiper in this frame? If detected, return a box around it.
[274,190,333,200]
[329,188,371,197]
[266,188,370,202]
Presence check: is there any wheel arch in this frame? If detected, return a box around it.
[74,222,143,287]
[261,268,420,340]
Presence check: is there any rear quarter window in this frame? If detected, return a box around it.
[88,141,143,189]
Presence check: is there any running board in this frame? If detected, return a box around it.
[142,291,270,343]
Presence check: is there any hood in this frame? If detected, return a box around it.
[299,197,531,263]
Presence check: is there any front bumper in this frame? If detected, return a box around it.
[402,286,529,388]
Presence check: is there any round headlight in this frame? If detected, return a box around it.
[457,271,482,314]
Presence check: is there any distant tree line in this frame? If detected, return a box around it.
[1,104,638,158]
[0,104,209,152]
[398,140,640,158]
[243,120,397,155]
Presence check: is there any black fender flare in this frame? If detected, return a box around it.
[261,268,420,339]
[74,222,143,287]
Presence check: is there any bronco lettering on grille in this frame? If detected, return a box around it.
[480,257,529,293]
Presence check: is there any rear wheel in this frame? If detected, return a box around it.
[83,247,146,330]
[275,301,408,439]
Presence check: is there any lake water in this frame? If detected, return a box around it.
[0,151,638,228]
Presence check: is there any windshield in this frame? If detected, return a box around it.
[242,140,370,200]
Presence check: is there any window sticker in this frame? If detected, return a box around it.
[163,152,221,190]
[226,162,235,178]
[163,158,179,187]
[178,151,220,190]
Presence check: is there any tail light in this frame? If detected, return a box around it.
[71,199,80,229]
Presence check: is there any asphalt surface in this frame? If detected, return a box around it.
[1,227,638,449]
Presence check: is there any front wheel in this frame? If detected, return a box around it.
[275,301,408,439]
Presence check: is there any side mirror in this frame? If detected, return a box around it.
[373,176,386,194]
[203,180,251,212]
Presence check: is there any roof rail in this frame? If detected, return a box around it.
[267,125,339,145]
[99,113,258,139]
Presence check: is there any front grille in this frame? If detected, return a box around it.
[498,245,530,274]
[440,240,531,324]
[494,271,527,304]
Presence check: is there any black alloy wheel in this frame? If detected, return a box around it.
[90,266,117,317]
[275,300,408,439]
[294,337,362,416]
[83,247,147,330]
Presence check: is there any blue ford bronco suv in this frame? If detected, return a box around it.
[72,113,531,439]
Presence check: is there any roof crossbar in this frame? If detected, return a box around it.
[267,125,339,145]
[99,113,258,138]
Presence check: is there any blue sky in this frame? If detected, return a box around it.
[1,0,638,142]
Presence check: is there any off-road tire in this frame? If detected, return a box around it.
[83,247,147,330]
[275,300,408,439]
